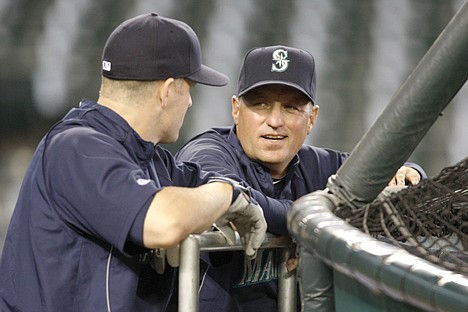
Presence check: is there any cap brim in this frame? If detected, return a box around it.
[238,81,314,103]
[187,65,229,87]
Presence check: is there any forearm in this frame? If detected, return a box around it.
[250,188,292,236]
[142,182,232,248]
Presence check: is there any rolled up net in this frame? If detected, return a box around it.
[333,157,468,275]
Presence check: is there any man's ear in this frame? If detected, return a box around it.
[307,104,319,134]
[160,78,175,108]
[232,96,240,124]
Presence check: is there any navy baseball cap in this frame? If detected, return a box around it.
[238,45,316,103]
[102,13,229,86]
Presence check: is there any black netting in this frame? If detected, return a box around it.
[333,157,468,275]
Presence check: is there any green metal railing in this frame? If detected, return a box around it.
[289,192,468,311]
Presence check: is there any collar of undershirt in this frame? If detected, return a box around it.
[272,176,286,185]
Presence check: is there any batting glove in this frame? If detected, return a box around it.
[209,177,267,260]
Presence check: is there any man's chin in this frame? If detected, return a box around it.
[257,155,287,168]
[159,134,179,144]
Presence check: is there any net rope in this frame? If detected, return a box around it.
[333,157,468,275]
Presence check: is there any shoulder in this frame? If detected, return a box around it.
[51,124,112,146]
[298,145,348,166]
[298,144,346,157]
[186,127,230,145]
[176,127,233,159]
[46,123,123,162]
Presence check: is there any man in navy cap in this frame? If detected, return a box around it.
[176,45,426,311]
[0,13,268,311]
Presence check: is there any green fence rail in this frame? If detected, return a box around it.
[290,193,468,311]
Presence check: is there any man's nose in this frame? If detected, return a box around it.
[188,95,193,108]
[266,105,285,127]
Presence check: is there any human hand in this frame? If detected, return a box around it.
[215,190,267,260]
[287,257,299,272]
[151,246,180,273]
[388,166,421,186]
[286,245,299,272]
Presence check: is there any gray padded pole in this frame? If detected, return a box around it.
[297,247,335,312]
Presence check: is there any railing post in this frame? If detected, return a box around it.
[178,235,200,312]
[278,248,297,312]
[176,233,296,311]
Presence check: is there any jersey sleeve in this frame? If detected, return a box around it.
[176,131,292,235]
[154,145,214,188]
[403,162,427,179]
[43,126,159,254]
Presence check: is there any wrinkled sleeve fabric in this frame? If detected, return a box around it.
[176,131,292,235]
[43,127,159,255]
[154,145,214,188]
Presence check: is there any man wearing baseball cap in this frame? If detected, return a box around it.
[176,45,426,311]
[0,13,268,311]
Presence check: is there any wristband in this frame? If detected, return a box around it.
[207,176,255,204]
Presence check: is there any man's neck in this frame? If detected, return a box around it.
[97,96,158,144]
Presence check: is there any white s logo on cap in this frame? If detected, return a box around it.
[102,61,111,71]
[271,49,289,72]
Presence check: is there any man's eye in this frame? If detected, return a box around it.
[252,102,269,109]
[285,105,299,112]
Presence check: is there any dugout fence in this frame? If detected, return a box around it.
[288,1,468,311]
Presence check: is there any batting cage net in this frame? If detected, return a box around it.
[333,157,468,276]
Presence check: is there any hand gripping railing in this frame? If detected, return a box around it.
[178,232,297,312]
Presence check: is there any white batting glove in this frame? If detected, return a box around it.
[210,177,267,260]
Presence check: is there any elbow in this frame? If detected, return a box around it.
[143,218,189,249]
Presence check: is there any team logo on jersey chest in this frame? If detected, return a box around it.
[234,249,279,287]
[271,49,289,72]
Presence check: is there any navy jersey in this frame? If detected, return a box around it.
[175,126,348,312]
[0,99,211,311]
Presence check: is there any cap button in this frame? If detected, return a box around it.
[151,13,158,16]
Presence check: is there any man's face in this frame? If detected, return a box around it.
[159,78,194,143]
[233,84,318,178]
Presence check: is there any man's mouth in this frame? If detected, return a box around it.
[262,135,286,140]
